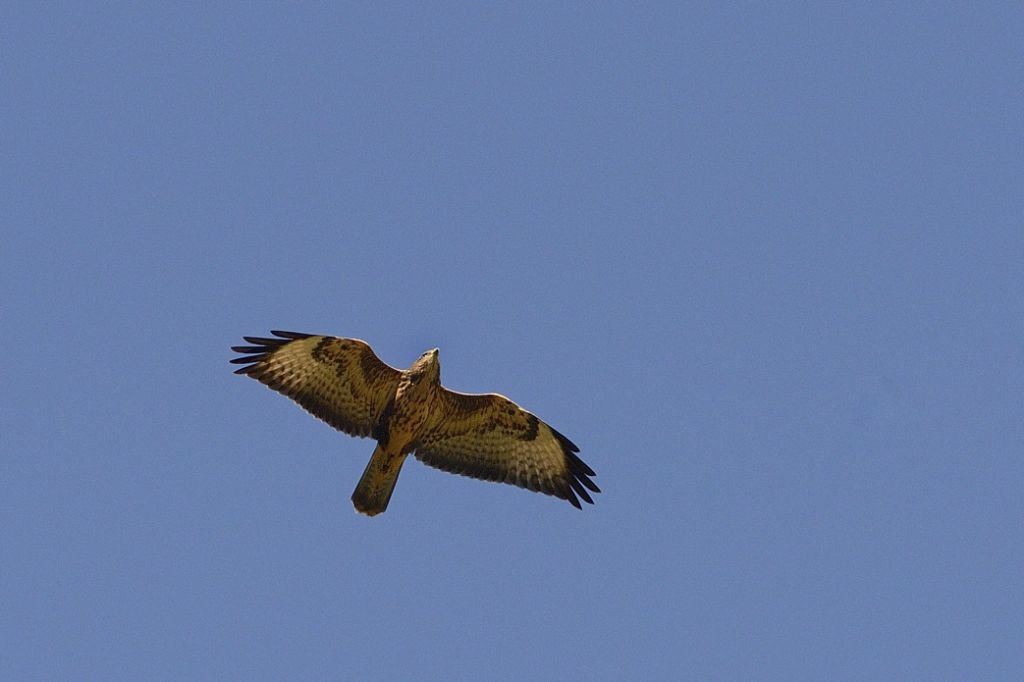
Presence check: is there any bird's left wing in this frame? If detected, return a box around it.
[231,330,403,438]
[414,389,600,508]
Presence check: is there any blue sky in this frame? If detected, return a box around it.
[2,3,1021,679]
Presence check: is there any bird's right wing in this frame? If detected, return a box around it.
[414,389,599,508]
[231,331,403,438]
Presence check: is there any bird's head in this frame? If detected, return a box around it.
[408,348,440,385]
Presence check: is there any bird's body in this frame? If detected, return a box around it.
[350,349,440,514]
[230,331,599,516]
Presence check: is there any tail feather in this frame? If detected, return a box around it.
[351,446,406,516]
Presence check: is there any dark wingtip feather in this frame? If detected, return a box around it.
[229,354,268,364]
[550,426,580,453]
[569,476,595,505]
[231,331,313,374]
[564,487,583,509]
[565,450,595,477]
[242,336,285,346]
[550,425,599,507]
[271,330,314,339]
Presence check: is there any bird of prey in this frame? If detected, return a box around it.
[230,331,599,516]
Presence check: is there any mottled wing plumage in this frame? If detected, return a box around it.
[415,391,600,508]
[231,331,403,438]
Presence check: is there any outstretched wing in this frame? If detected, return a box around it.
[414,390,600,509]
[231,330,403,438]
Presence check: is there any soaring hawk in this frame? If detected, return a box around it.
[230,331,599,516]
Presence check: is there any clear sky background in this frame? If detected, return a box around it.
[2,3,1021,680]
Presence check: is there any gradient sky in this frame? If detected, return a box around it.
[3,3,1022,680]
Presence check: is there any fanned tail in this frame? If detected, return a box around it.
[351,446,406,516]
